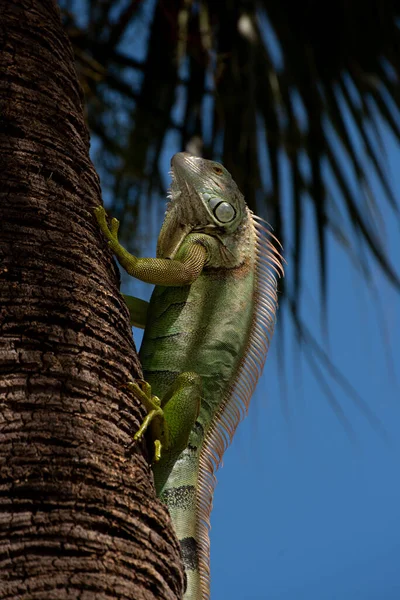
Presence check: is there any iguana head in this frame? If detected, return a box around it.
[171,152,245,232]
[158,152,248,259]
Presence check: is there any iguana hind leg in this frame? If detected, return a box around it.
[127,373,202,495]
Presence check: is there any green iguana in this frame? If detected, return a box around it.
[95,152,283,600]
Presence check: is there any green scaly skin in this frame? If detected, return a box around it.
[95,152,283,600]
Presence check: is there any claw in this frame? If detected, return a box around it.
[110,218,120,236]
[154,440,162,462]
[94,206,106,227]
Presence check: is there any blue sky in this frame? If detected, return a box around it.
[107,121,400,599]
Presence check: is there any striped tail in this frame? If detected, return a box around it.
[160,445,203,600]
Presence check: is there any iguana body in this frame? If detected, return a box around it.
[95,153,283,600]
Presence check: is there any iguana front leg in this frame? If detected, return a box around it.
[95,206,207,285]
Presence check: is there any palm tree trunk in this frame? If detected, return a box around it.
[0,1,184,598]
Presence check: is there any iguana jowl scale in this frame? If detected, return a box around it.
[95,152,283,600]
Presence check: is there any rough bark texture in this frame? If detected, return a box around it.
[0,1,184,598]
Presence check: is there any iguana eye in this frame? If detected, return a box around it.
[201,194,236,223]
[214,201,236,223]
[212,166,223,176]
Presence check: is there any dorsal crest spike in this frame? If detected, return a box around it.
[195,207,284,599]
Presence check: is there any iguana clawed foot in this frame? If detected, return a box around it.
[94,206,122,254]
[124,379,168,463]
